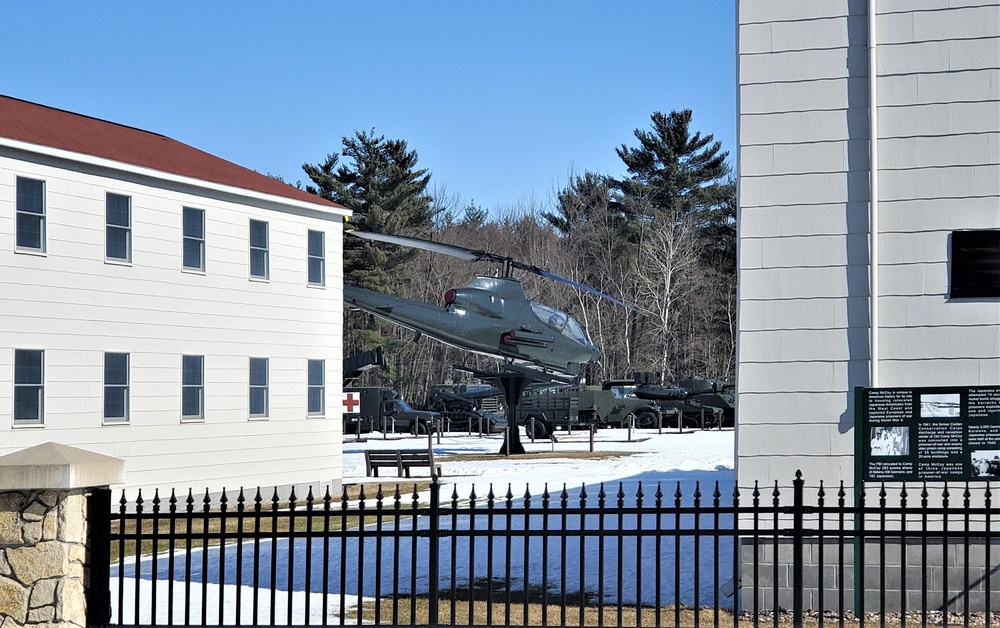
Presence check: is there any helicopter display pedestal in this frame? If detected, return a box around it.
[497,372,530,456]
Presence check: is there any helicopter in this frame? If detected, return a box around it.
[343,231,627,377]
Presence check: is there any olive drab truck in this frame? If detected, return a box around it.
[344,386,440,435]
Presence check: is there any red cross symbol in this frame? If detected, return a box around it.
[344,392,360,413]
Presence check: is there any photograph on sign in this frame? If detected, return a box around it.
[971,450,1000,477]
[920,393,961,418]
[870,426,909,456]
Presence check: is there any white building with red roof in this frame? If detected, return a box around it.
[0,95,350,496]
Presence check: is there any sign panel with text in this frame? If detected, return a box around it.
[859,386,1000,482]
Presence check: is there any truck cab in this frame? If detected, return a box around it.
[345,387,440,435]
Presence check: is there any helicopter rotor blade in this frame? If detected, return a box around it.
[536,270,630,308]
[348,231,482,261]
[348,230,630,307]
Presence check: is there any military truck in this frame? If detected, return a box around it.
[516,382,667,439]
[344,386,440,435]
[423,384,506,434]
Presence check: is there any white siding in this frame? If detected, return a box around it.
[737,0,1000,493]
[0,147,348,496]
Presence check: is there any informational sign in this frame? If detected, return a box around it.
[859,386,1000,482]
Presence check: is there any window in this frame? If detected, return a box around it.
[308,359,325,416]
[104,352,129,422]
[16,177,45,251]
[106,193,132,261]
[182,355,205,420]
[308,230,325,286]
[951,230,1000,298]
[14,349,43,424]
[249,220,268,279]
[183,207,205,271]
[249,357,268,417]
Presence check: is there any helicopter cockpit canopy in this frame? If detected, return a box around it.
[529,301,591,346]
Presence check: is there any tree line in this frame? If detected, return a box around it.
[302,110,736,402]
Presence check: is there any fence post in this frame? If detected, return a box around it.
[0,442,123,628]
[792,471,804,628]
[87,487,113,627]
[427,477,440,626]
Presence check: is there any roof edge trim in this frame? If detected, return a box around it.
[0,137,352,217]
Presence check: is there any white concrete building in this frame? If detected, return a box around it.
[0,95,350,496]
[737,0,1000,492]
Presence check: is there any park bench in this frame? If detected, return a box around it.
[364,449,442,478]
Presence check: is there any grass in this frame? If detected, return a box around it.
[110,482,431,563]
[352,597,993,627]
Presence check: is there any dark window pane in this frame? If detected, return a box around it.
[106,194,130,226]
[182,388,203,418]
[308,230,324,256]
[107,227,129,260]
[104,353,128,386]
[183,356,204,385]
[14,350,42,384]
[250,358,267,386]
[104,388,127,420]
[308,258,324,284]
[308,360,324,385]
[250,220,267,248]
[17,178,44,213]
[250,249,268,277]
[14,387,41,421]
[183,208,204,238]
[250,388,267,416]
[308,388,324,414]
[951,230,1000,298]
[183,239,204,269]
[16,214,43,249]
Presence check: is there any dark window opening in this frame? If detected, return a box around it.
[951,230,1000,299]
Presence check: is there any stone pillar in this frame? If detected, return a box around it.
[0,443,123,628]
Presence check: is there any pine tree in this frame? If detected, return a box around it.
[303,130,437,290]
[613,109,730,228]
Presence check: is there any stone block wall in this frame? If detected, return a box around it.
[0,489,89,628]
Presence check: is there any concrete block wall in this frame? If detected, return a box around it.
[741,537,1000,614]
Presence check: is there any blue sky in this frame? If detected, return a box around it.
[2,2,736,214]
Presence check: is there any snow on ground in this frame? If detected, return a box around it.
[342,427,735,498]
[111,578,357,625]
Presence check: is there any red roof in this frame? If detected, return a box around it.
[0,95,344,210]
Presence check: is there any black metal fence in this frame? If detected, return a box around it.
[96,472,1000,626]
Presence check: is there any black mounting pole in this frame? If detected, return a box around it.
[498,372,529,455]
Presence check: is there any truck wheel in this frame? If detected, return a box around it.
[410,421,428,436]
[636,411,658,429]
[525,415,548,440]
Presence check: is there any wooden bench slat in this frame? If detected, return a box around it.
[364,449,441,478]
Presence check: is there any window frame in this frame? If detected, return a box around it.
[249,219,269,280]
[182,207,206,272]
[103,352,130,424]
[181,355,205,422]
[15,176,46,253]
[106,192,132,263]
[307,359,325,416]
[307,229,325,286]
[13,349,44,426]
[249,357,269,418]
